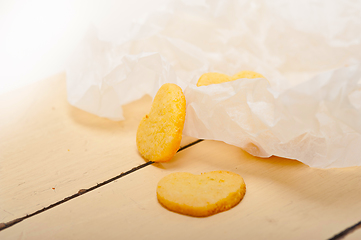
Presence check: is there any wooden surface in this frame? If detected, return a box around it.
[344,225,361,240]
[0,73,196,223]
[1,73,361,239]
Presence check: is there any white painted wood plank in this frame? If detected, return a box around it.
[342,224,361,240]
[0,73,197,223]
[1,140,360,239]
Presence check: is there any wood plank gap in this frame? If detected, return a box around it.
[178,139,203,151]
[328,219,361,240]
[0,139,204,232]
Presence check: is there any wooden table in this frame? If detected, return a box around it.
[1,73,361,239]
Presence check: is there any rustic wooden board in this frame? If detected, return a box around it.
[344,227,361,240]
[1,139,360,240]
[0,73,196,223]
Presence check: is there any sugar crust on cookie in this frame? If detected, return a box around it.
[157,171,246,217]
[136,83,186,162]
[197,70,265,86]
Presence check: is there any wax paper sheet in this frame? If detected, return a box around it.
[66,0,361,168]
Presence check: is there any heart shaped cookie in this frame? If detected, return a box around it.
[157,171,246,217]
[136,83,186,162]
[197,70,265,86]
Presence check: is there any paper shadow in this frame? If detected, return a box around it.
[67,95,152,132]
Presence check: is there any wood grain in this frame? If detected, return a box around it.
[0,73,196,223]
[1,140,360,240]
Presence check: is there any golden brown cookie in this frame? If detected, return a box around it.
[157,171,246,217]
[231,70,264,81]
[136,83,186,162]
[196,72,231,87]
[197,70,265,86]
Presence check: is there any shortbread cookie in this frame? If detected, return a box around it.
[157,171,246,217]
[136,83,186,162]
[231,70,264,81]
[196,72,231,87]
[197,70,265,86]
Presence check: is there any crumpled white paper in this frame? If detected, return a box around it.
[66,0,361,168]
[185,65,361,168]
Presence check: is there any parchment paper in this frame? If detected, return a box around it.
[66,0,361,168]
